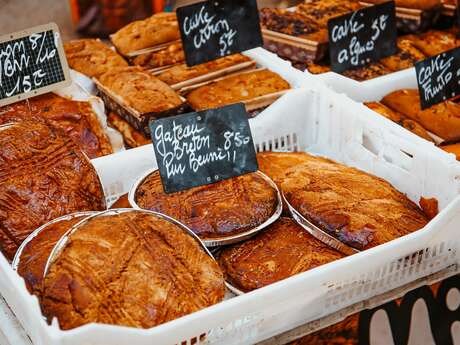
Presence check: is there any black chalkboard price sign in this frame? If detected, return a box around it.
[328,1,397,74]
[415,47,460,109]
[176,0,263,67]
[0,23,70,107]
[149,103,258,193]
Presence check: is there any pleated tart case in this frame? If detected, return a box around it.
[0,121,106,261]
[12,212,97,297]
[129,170,283,246]
[40,209,225,330]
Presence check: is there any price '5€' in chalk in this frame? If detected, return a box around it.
[149,103,258,193]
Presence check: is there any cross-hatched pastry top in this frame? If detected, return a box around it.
[111,12,180,55]
[0,93,113,158]
[41,211,225,330]
[186,70,290,111]
[219,217,345,292]
[135,171,278,240]
[64,39,128,78]
[98,66,183,114]
[257,152,428,250]
[0,121,106,261]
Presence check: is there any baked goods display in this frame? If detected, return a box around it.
[186,69,290,112]
[13,212,95,297]
[133,170,280,243]
[219,217,345,292]
[110,12,180,56]
[0,93,113,158]
[257,152,429,250]
[132,42,185,70]
[0,121,106,261]
[64,39,128,79]
[40,210,225,330]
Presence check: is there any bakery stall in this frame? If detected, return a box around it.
[0,1,459,345]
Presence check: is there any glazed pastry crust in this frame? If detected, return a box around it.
[64,39,128,78]
[135,171,278,239]
[219,217,344,292]
[111,12,180,55]
[258,152,428,250]
[99,66,183,114]
[0,121,105,260]
[41,212,225,330]
[186,70,290,111]
[382,89,460,141]
[0,93,113,158]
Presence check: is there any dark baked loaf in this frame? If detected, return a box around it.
[341,62,392,81]
[98,66,183,114]
[64,39,128,78]
[111,12,180,56]
[131,42,184,69]
[186,70,290,111]
[157,54,252,85]
[259,8,320,37]
[219,217,344,292]
[381,89,460,141]
[379,37,426,72]
[135,171,278,240]
[16,213,93,297]
[0,93,113,158]
[405,30,458,56]
[275,152,428,250]
[0,121,106,261]
[41,211,225,330]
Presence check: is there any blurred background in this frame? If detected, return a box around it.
[0,0,301,40]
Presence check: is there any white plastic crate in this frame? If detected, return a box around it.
[305,67,417,102]
[1,83,459,345]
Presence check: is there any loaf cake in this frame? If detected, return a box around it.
[405,30,458,57]
[379,38,426,72]
[381,89,460,141]
[15,212,94,297]
[257,152,428,250]
[64,39,128,78]
[186,70,290,111]
[0,121,106,261]
[134,171,278,240]
[132,42,184,69]
[41,211,225,330]
[0,93,113,158]
[107,112,150,148]
[98,66,183,114]
[259,8,320,37]
[363,0,441,10]
[365,102,435,142]
[157,54,252,85]
[111,12,180,56]
[219,217,344,292]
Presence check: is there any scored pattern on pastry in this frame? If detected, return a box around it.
[0,121,106,261]
[41,211,225,330]
[135,171,278,239]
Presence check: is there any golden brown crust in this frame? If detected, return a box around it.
[219,217,344,292]
[278,152,428,250]
[0,121,106,261]
[186,70,290,111]
[41,211,225,330]
[17,215,88,297]
[157,54,252,85]
[64,39,128,78]
[419,197,439,220]
[110,194,131,209]
[341,62,392,81]
[441,142,460,160]
[107,112,150,148]
[0,93,113,158]
[381,89,460,141]
[296,0,362,28]
[99,66,183,114]
[405,30,458,57]
[135,171,278,239]
[131,42,184,69]
[111,12,180,56]
[380,37,426,72]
